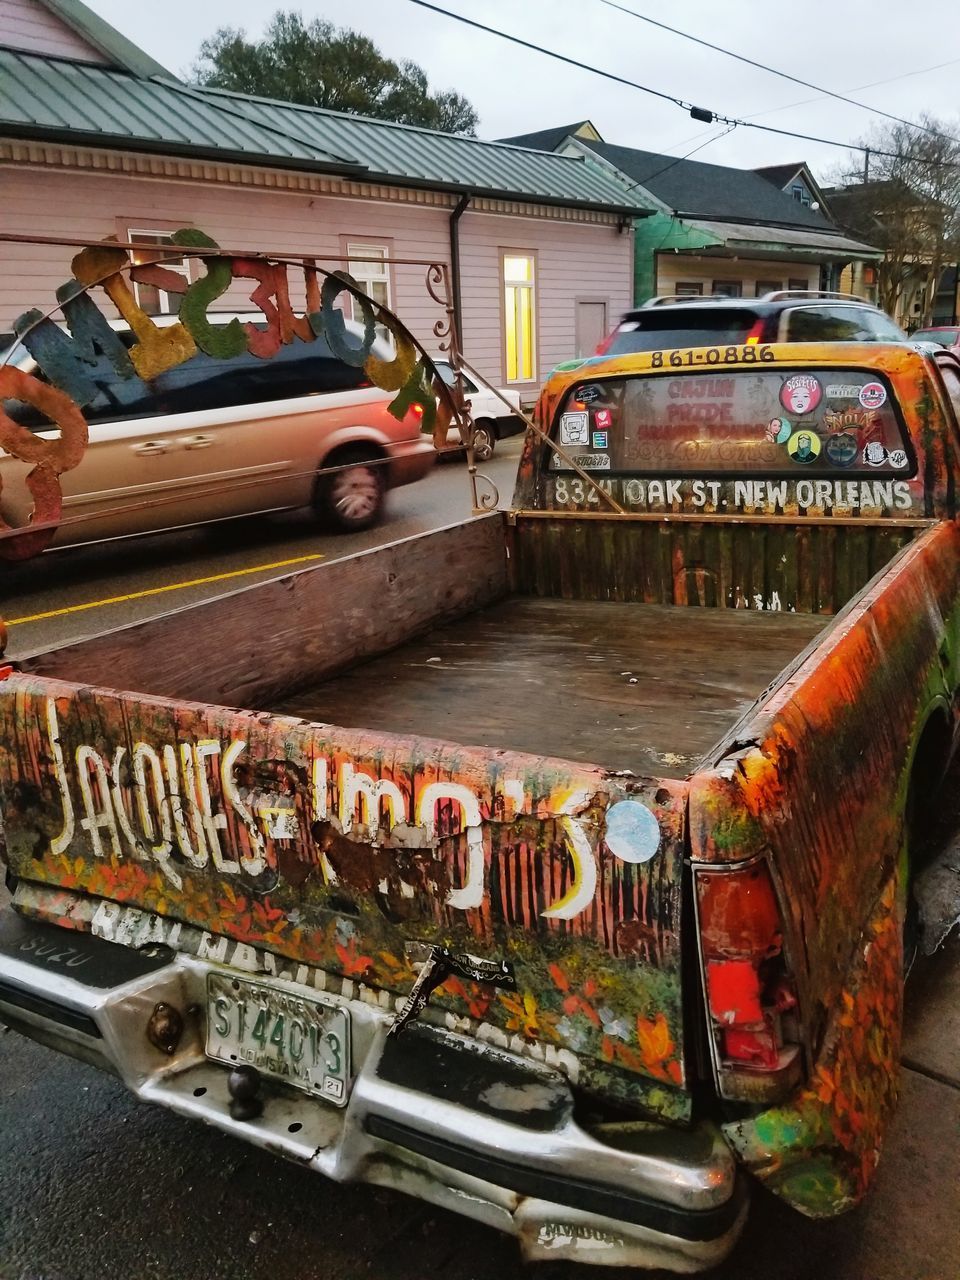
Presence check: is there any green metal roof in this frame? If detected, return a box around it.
[0,49,648,214]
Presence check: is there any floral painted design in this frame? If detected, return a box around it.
[724,876,903,1217]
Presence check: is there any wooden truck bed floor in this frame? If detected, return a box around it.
[274,598,827,779]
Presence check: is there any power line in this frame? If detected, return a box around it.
[599,0,960,145]
[744,56,960,125]
[406,0,960,167]
[627,123,738,190]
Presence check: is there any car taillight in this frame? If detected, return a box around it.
[744,318,765,345]
[409,403,424,419]
[694,858,802,1102]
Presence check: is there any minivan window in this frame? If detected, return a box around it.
[2,329,370,430]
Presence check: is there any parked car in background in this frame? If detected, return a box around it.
[430,358,522,461]
[909,325,960,355]
[0,316,435,543]
[599,290,908,356]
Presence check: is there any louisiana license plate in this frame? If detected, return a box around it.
[205,974,350,1106]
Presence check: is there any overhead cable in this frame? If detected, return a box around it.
[599,0,960,145]
[406,0,960,167]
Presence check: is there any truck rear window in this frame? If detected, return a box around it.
[549,368,912,476]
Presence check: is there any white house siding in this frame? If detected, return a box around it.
[0,159,633,390]
[0,0,109,62]
[656,254,817,300]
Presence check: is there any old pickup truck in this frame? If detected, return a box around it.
[1,307,960,1269]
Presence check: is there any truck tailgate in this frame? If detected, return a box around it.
[0,673,691,1120]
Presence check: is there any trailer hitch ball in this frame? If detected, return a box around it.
[146,1001,184,1056]
[228,1066,264,1122]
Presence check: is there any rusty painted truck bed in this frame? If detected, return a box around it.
[274,597,826,779]
[3,341,960,1273]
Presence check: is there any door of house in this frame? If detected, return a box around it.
[575,300,608,357]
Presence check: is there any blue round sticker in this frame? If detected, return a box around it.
[604,800,661,864]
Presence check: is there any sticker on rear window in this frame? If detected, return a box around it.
[826,383,863,399]
[787,430,820,463]
[825,433,858,467]
[780,375,822,416]
[859,382,887,409]
[863,441,888,466]
[766,417,792,443]
[559,412,590,445]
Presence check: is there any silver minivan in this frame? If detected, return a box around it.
[0,316,435,548]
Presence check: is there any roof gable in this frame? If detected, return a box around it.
[32,0,174,77]
[576,139,838,230]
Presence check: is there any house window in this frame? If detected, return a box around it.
[788,278,810,292]
[712,281,742,298]
[347,243,392,342]
[127,230,191,316]
[755,280,783,297]
[347,243,391,310]
[791,184,811,206]
[675,282,704,297]
[503,253,536,382]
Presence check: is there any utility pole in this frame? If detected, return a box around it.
[863,147,871,183]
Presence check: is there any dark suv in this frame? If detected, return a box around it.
[600,291,907,355]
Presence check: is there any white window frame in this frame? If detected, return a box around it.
[127,229,192,315]
[346,242,392,309]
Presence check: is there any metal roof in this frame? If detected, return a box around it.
[0,49,648,214]
[691,219,881,259]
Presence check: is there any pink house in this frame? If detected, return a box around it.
[0,0,642,394]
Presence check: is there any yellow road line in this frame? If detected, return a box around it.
[4,553,325,626]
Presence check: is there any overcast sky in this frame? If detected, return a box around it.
[89,0,960,182]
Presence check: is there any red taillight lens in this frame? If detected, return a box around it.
[409,402,424,419]
[744,318,765,345]
[695,860,801,1101]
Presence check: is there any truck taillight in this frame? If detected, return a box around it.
[693,859,802,1103]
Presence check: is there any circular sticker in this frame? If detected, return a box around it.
[575,384,603,404]
[787,430,821,464]
[825,432,858,467]
[863,440,888,466]
[780,375,822,416]
[604,800,661,865]
[889,448,909,469]
[859,382,887,409]
[766,416,792,443]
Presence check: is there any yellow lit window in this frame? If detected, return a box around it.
[503,254,536,382]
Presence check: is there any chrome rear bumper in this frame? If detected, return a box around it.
[0,910,746,1272]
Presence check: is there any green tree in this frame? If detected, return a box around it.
[191,11,479,136]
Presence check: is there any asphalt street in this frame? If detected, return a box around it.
[0,435,959,1279]
[0,442,523,660]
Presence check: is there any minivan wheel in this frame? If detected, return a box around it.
[472,422,496,462]
[315,447,386,532]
